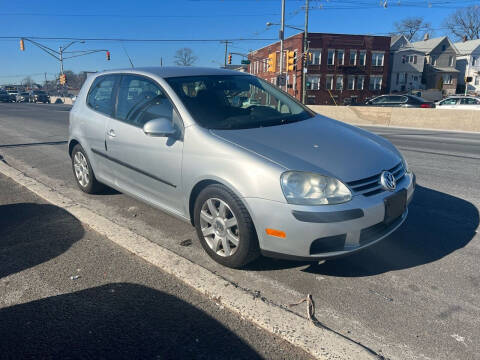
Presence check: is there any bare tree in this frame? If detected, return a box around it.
[392,17,433,41]
[22,76,34,88]
[174,48,197,66]
[443,6,480,41]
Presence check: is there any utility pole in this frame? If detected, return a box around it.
[302,0,309,104]
[221,40,232,67]
[279,0,285,89]
[59,46,64,75]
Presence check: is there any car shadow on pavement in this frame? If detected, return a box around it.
[303,185,479,277]
[0,283,261,360]
[0,203,84,279]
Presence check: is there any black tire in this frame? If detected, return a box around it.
[194,184,260,268]
[71,144,104,194]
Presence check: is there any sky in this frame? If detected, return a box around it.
[0,0,478,85]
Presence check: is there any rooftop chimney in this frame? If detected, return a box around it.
[424,33,430,41]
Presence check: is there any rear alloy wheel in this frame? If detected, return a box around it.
[71,144,104,194]
[194,184,259,268]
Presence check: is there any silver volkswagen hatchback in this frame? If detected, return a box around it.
[69,67,415,268]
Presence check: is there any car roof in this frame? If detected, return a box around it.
[96,66,250,79]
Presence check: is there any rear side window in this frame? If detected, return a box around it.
[116,75,175,128]
[460,98,480,105]
[385,96,407,103]
[87,75,118,116]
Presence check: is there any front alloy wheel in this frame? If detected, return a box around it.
[200,198,240,257]
[194,184,260,268]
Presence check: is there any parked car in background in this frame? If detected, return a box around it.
[68,67,415,268]
[28,90,50,103]
[16,92,30,102]
[0,90,12,102]
[7,90,18,102]
[435,96,480,110]
[362,94,435,108]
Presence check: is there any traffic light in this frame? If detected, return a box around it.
[286,50,296,71]
[59,74,66,85]
[106,51,111,61]
[267,52,277,73]
[20,39,25,51]
[228,53,232,65]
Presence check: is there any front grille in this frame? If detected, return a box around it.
[347,162,405,197]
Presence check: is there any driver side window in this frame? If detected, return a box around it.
[116,75,174,127]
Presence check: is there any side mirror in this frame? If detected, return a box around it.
[143,117,176,137]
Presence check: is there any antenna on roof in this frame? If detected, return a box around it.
[121,41,135,68]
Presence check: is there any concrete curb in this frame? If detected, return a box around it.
[0,160,378,360]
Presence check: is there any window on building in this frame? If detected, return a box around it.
[372,52,384,66]
[475,76,479,85]
[431,56,437,66]
[350,50,357,65]
[449,56,454,67]
[442,45,446,51]
[307,75,320,90]
[327,49,335,65]
[357,75,365,90]
[402,55,406,64]
[309,49,321,65]
[359,51,366,66]
[263,59,267,72]
[369,75,383,90]
[442,74,453,84]
[347,76,355,90]
[335,76,343,90]
[414,55,418,64]
[473,56,478,66]
[337,50,345,65]
[396,73,400,84]
[326,75,334,90]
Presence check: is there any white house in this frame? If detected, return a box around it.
[455,38,480,95]
[389,35,425,93]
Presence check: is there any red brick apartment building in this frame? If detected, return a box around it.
[248,33,391,105]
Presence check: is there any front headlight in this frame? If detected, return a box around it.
[280,171,352,205]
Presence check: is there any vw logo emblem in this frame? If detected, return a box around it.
[380,171,396,191]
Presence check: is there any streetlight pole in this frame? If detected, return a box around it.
[302,0,309,104]
[279,0,285,90]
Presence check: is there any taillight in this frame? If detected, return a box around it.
[420,103,432,108]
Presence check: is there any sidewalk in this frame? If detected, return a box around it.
[0,173,312,360]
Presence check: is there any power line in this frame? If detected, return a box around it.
[0,36,277,42]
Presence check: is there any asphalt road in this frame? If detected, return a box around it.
[1,102,479,360]
[0,172,313,360]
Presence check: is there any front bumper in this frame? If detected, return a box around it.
[244,172,415,259]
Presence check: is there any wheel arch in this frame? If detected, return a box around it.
[187,177,256,230]
[68,139,80,158]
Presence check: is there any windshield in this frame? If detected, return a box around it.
[34,91,47,95]
[165,75,313,130]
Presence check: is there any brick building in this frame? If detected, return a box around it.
[248,32,391,105]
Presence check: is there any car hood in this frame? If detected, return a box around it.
[211,115,401,183]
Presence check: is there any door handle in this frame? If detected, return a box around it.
[108,129,116,137]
